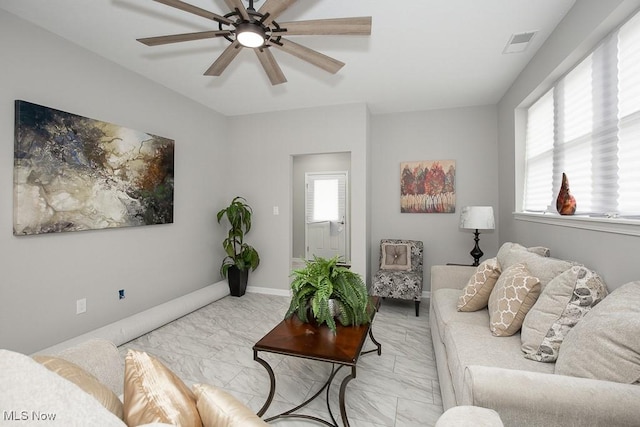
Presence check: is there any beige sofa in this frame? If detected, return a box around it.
[430,243,640,427]
[0,339,267,427]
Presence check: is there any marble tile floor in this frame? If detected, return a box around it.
[118,293,443,426]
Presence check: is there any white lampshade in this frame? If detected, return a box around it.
[459,206,495,230]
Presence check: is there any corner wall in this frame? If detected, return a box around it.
[370,106,500,291]
[225,104,371,291]
[0,10,227,354]
[497,0,640,289]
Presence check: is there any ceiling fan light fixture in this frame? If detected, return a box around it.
[236,22,265,48]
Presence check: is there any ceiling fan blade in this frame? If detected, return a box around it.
[254,48,287,85]
[137,30,231,46]
[153,0,233,25]
[258,0,297,26]
[271,38,344,74]
[224,0,250,20]
[278,17,372,36]
[204,40,243,76]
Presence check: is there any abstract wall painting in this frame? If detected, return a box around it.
[400,160,456,213]
[13,100,174,236]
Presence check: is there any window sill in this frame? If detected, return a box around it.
[513,212,640,237]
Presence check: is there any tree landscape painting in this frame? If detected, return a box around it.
[13,100,174,236]
[400,160,456,213]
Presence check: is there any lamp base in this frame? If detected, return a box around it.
[469,229,484,267]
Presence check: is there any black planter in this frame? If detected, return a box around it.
[227,266,249,297]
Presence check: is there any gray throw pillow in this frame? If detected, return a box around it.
[555,281,640,383]
[497,242,572,291]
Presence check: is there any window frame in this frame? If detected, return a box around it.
[515,9,640,235]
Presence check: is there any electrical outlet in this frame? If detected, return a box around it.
[76,298,86,314]
[118,289,125,300]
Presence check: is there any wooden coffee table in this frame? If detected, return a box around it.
[253,296,381,427]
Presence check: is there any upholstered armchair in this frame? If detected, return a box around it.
[371,239,424,316]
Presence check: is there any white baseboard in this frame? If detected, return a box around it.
[246,286,290,297]
[35,282,229,355]
[249,286,429,299]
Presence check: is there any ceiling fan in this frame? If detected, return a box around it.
[137,0,372,85]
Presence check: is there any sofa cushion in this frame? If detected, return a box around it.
[380,242,412,271]
[521,266,608,362]
[193,383,269,427]
[33,355,124,419]
[443,322,554,401]
[457,258,501,312]
[124,349,202,427]
[555,281,640,384]
[432,288,490,344]
[488,263,541,337]
[0,349,126,426]
[496,242,572,290]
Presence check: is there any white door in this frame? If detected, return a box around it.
[305,172,348,262]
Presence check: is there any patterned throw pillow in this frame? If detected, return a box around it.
[457,258,501,312]
[488,263,541,337]
[380,243,412,271]
[123,349,202,427]
[521,266,608,362]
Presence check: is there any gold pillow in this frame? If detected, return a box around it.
[488,263,541,337]
[33,355,124,420]
[193,383,268,427]
[123,349,202,427]
[380,243,411,271]
[457,258,501,312]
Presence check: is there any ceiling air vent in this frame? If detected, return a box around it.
[503,31,537,54]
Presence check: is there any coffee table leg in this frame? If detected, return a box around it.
[253,350,276,417]
[339,366,356,427]
[368,328,382,356]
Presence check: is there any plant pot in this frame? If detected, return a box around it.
[305,299,342,327]
[227,266,249,297]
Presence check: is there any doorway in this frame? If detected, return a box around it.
[291,153,351,267]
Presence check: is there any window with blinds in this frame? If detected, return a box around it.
[523,10,640,218]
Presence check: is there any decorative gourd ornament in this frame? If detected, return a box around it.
[556,173,577,215]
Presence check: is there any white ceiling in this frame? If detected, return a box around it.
[1,0,576,117]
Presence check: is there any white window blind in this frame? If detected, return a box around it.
[523,10,640,217]
[305,173,346,223]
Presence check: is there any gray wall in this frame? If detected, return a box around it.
[225,105,371,292]
[497,0,640,290]
[291,153,351,260]
[0,10,227,354]
[370,106,500,292]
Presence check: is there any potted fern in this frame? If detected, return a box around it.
[285,255,372,333]
[217,196,260,296]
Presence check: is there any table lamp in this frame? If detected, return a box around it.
[459,206,495,266]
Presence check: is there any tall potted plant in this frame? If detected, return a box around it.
[217,196,260,297]
[285,255,372,333]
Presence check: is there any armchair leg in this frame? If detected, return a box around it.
[415,300,420,317]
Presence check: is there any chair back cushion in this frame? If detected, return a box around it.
[379,239,423,273]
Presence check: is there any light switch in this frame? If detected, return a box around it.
[273,206,279,215]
